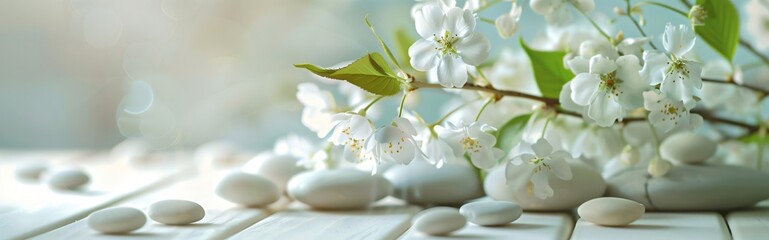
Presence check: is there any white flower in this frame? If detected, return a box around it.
[437,121,504,169]
[746,0,769,50]
[422,134,457,168]
[641,23,703,109]
[323,113,374,162]
[495,2,522,39]
[530,0,595,25]
[297,83,337,137]
[507,138,573,199]
[365,118,424,167]
[643,90,703,133]
[568,55,649,127]
[409,5,491,87]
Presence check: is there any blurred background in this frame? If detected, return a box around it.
[0,0,761,151]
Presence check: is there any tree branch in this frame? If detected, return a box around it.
[701,78,769,96]
[410,80,759,135]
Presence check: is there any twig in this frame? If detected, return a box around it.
[410,80,759,135]
[701,78,769,96]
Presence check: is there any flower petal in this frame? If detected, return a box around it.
[663,23,695,57]
[588,91,624,127]
[409,39,440,71]
[437,55,468,87]
[532,138,553,157]
[588,55,617,75]
[444,7,475,38]
[570,73,601,106]
[415,5,445,39]
[640,51,669,85]
[456,32,490,66]
[549,151,573,180]
[531,171,553,199]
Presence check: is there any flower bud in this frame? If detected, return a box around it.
[614,7,627,16]
[620,145,640,166]
[689,5,707,26]
[648,156,672,178]
[495,3,522,39]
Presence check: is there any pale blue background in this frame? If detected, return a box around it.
[0,0,760,151]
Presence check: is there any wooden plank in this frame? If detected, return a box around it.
[725,200,769,240]
[32,169,289,240]
[398,212,573,240]
[570,212,731,240]
[0,152,184,239]
[230,198,422,240]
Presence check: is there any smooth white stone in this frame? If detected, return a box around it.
[148,199,205,225]
[215,172,280,207]
[241,152,304,193]
[660,132,717,164]
[485,163,606,211]
[383,162,484,205]
[15,162,48,182]
[287,169,391,210]
[412,207,466,235]
[45,168,90,190]
[459,201,522,226]
[88,207,146,234]
[578,197,645,226]
[607,165,769,210]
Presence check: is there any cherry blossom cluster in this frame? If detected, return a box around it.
[290,0,769,200]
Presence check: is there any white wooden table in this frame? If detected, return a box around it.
[1,151,767,240]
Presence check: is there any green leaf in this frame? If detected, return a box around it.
[495,114,533,155]
[694,0,739,60]
[394,27,416,70]
[520,38,574,99]
[365,15,404,73]
[294,53,403,96]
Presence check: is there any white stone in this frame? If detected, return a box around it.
[215,171,280,207]
[88,207,146,234]
[383,162,484,205]
[412,207,466,235]
[577,197,645,226]
[459,201,522,226]
[15,162,48,182]
[241,152,304,193]
[148,199,205,225]
[607,165,769,211]
[287,169,391,210]
[660,132,717,164]
[45,168,90,190]
[485,163,606,211]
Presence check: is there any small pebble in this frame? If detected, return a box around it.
[15,162,48,182]
[578,197,645,226]
[45,168,90,190]
[148,199,205,225]
[459,201,522,226]
[287,169,391,210]
[660,132,717,164]
[412,207,466,235]
[215,171,280,207]
[241,152,304,193]
[88,207,146,234]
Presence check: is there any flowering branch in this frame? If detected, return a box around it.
[410,79,760,135]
